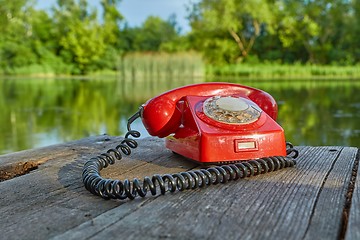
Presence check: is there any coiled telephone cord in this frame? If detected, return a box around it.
[82,111,299,200]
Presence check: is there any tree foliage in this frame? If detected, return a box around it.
[187,0,277,64]
[0,0,359,75]
[188,0,360,65]
[120,14,180,52]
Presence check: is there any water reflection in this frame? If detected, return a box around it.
[0,78,359,154]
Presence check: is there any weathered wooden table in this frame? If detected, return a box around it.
[0,136,359,240]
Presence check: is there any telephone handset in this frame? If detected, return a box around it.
[82,83,298,200]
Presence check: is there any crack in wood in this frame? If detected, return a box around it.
[0,150,78,182]
[339,148,359,240]
[302,147,344,239]
[0,161,40,182]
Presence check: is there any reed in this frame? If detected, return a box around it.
[118,51,204,83]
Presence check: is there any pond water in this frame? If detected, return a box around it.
[1,77,360,155]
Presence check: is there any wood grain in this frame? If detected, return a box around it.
[345,150,360,240]
[0,136,358,240]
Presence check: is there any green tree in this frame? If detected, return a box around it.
[96,0,124,70]
[0,0,38,73]
[101,0,123,45]
[187,0,276,64]
[311,0,352,64]
[52,0,106,74]
[276,0,352,64]
[29,9,71,74]
[341,0,360,64]
[123,15,180,52]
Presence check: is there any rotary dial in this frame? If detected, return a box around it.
[203,96,261,124]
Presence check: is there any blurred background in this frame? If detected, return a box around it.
[0,0,360,154]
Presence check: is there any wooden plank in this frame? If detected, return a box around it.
[0,136,358,240]
[0,136,196,240]
[345,150,360,240]
[303,147,358,240]
[54,146,358,240]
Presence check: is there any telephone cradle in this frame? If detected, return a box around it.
[82,82,299,200]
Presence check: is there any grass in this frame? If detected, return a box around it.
[2,64,56,77]
[206,63,360,79]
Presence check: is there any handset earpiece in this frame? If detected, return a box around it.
[247,90,278,120]
[141,95,182,138]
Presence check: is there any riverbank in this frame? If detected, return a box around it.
[206,64,360,80]
[2,63,360,80]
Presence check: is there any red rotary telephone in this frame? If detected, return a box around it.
[141,82,286,163]
[82,82,298,200]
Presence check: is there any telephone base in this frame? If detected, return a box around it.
[166,129,286,163]
[165,95,287,163]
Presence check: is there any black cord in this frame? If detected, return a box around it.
[82,111,299,200]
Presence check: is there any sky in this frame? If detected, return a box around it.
[35,0,198,33]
